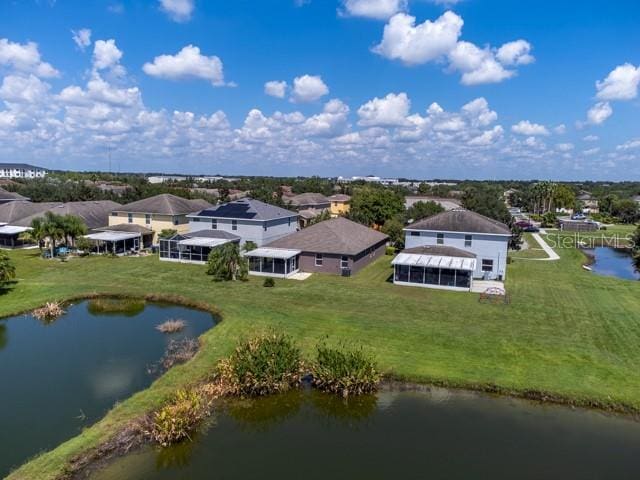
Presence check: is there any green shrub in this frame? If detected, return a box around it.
[311,343,381,397]
[217,332,304,397]
[385,246,396,256]
[263,277,275,287]
[148,388,211,447]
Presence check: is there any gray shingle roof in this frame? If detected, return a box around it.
[95,223,154,234]
[193,198,298,221]
[0,201,58,224]
[267,217,388,255]
[328,194,351,202]
[286,193,330,207]
[114,194,211,215]
[0,163,47,170]
[402,245,476,258]
[0,187,28,201]
[406,209,511,235]
[13,201,122,229]
[184,229,240,241]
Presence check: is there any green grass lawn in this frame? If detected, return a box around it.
[3,243,640,479]
[509,233,549,259]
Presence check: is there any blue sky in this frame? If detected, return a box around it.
[1,0,639,180]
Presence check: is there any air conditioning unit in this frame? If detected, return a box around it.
[341,268,351,277]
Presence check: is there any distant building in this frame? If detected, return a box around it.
[633,195,640,205]
[188,198,298,247]
[577,191,599,213]
[285,192,331,211]
[328,194,351,217]
[0,163,47,179]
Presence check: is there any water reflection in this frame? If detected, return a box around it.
[0,323,6,351]
[585,247,640,281]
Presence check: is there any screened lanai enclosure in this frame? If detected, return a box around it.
[159,234,237,264]
[84,231,142,255]
[244,247,301,278]
[392,247,477,292]
[0,225,32,248]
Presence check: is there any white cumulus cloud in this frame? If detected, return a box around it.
[159,0,194,22]
[72,28,92,51]
[373,11,463,65]
[495,40,534,66]
[0,38,59,78]
[511,120,549,136]
[341,0,407,20]
[92,39,123,71]
[358,92,411,126]
[595,63,640,101]
[291,75,329,103]
[264,80,288,98]
[587,102,612,125]
[143,45,227,86]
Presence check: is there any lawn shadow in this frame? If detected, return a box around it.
[0,280,17,296]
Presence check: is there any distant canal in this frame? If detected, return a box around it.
[0,300,216,477]
[93,387,640,480]
[584,246,639,281]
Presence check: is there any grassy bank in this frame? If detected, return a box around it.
[3,241,640,479]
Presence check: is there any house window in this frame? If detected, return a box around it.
[410,231,420,237]
[232,220,238,231]
[264,223,267,231]
[145,214,151,225]
[173,216,179,226]
[465,235,472,247]
[211,219,217,229]
[112,212,117,217]
[127,213,133,224]
[482,259,494,272]
[341,256,349,269]
[437,233,444,245]
[315,254,323,266]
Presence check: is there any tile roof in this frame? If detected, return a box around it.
[267,217,388,255]
[0,201,59,224]
[115,194,212,215]
[328,194,351,202]
[286,192,330,206]
[406,209,511,235]
[193,198,298,221]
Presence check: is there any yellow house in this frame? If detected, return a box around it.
[328,194,351,217]
[109,194,211,245]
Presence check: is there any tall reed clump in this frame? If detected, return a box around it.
[32,302,65,322]
[147,388,212,447]
[87,297,145,316]
[217,332,304,397]
[311,343,381,397]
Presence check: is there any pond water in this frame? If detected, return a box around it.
[0,300,216,477]
[584,246,639,281]
[93,387,640,480]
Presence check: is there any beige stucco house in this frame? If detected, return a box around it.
[109,194,211,245]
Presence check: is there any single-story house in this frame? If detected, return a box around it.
[392,245,477,291]
[188,198,298,247]
[327,194,351,217]
[159,229,240,264]
[110,194,211,245]
[244,217,388,278]
[404,209,511,282]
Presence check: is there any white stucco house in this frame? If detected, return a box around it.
[187,198,299,247]
[394,209,511,291]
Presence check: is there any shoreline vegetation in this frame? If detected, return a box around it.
[3,238,640,480]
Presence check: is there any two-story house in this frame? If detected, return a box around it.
[109,194,211,245]
[394,209,511,291]
[328,194,351,217]
[188,198,298,247]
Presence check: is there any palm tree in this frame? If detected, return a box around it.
[18,217,46,252]
[206,243,248,281]
[0,250,16,286]
[61,214,87,247]
[41,211,65,258]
